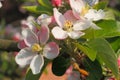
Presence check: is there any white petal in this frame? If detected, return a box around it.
[22,28,38,47]
[30,55,44,74]
[73,20,90,31]
[15,48,35,67]
[69,0,85,14]
[52,26,68,40]
[53,8,66,28]
[37,14,51,25]
[84,9,105,21]
[68,31,85,39]
[0,2,2,8]
[43,42,59,59]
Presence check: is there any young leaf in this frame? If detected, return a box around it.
[52,56,71,76]
[22,6,52,15]
[25,68,40,80]
[87,38,119,78]
[82,58,103,80]
[93,1,108,10]
[75,43,97,61]
[38,0,53,9]
[83,20,120,39]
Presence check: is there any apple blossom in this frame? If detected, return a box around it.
[15,26,59,74]
[69,0,105,29]
[52,8,90,40]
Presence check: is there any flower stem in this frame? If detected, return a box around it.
[0,39,20,52]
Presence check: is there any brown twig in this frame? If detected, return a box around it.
[0,39,20,52]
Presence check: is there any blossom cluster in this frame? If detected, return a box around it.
[15,0,105,75]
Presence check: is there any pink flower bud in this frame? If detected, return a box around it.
[108,77,115,80]
[51,0,62,7]
[118,57,120,67]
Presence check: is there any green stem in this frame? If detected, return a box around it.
[0,39,20,52]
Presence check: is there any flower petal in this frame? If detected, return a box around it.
[73,20,90,31]
[64,10,78,22]
[22,28,38,47]
[43,42,59,59]
[37,26,49,45]
[37,14,52,25]
[53,8,66,28]
[84,9,105,21]
[68,31,85,39]
[15,48,35,67]
[30,55,44,74]
[52,26,68,40]
[18,40,27,49]
[69,0,85,19]
[0,2,2,8]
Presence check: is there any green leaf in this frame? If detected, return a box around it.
[104,9,115,20]
[83,20,120,39]
[82,58,103,80]
[25,69,40,80]
[93,1,108,10]
[75,43,97,61]
[107,37,120,52]
[87,38,119,78]
[23,6,52,15]
[38,0,53,9]
[52,56,70,76]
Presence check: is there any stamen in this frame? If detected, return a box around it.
[32,43,42,52]
[73,62,89,76]
[64,20,73,31]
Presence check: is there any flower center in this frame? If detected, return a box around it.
[64,20,73,31]
[32,43,42,52]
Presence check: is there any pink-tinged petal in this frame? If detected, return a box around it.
[43,42,59,59]
[53,8,66,28]
[68,31,85,39]
[66,65,73,75]
[15,47,35,67]
[37,26,49,45]
[73,20,90,31]
[64,10,78,22]
[18,40,27,49]
[118,56,120,67]
[67,71,80,80]
[52,26,68,40]
[22,28,38,47]
[30,54,44,74]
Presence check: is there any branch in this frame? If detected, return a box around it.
[0,39,20,52]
